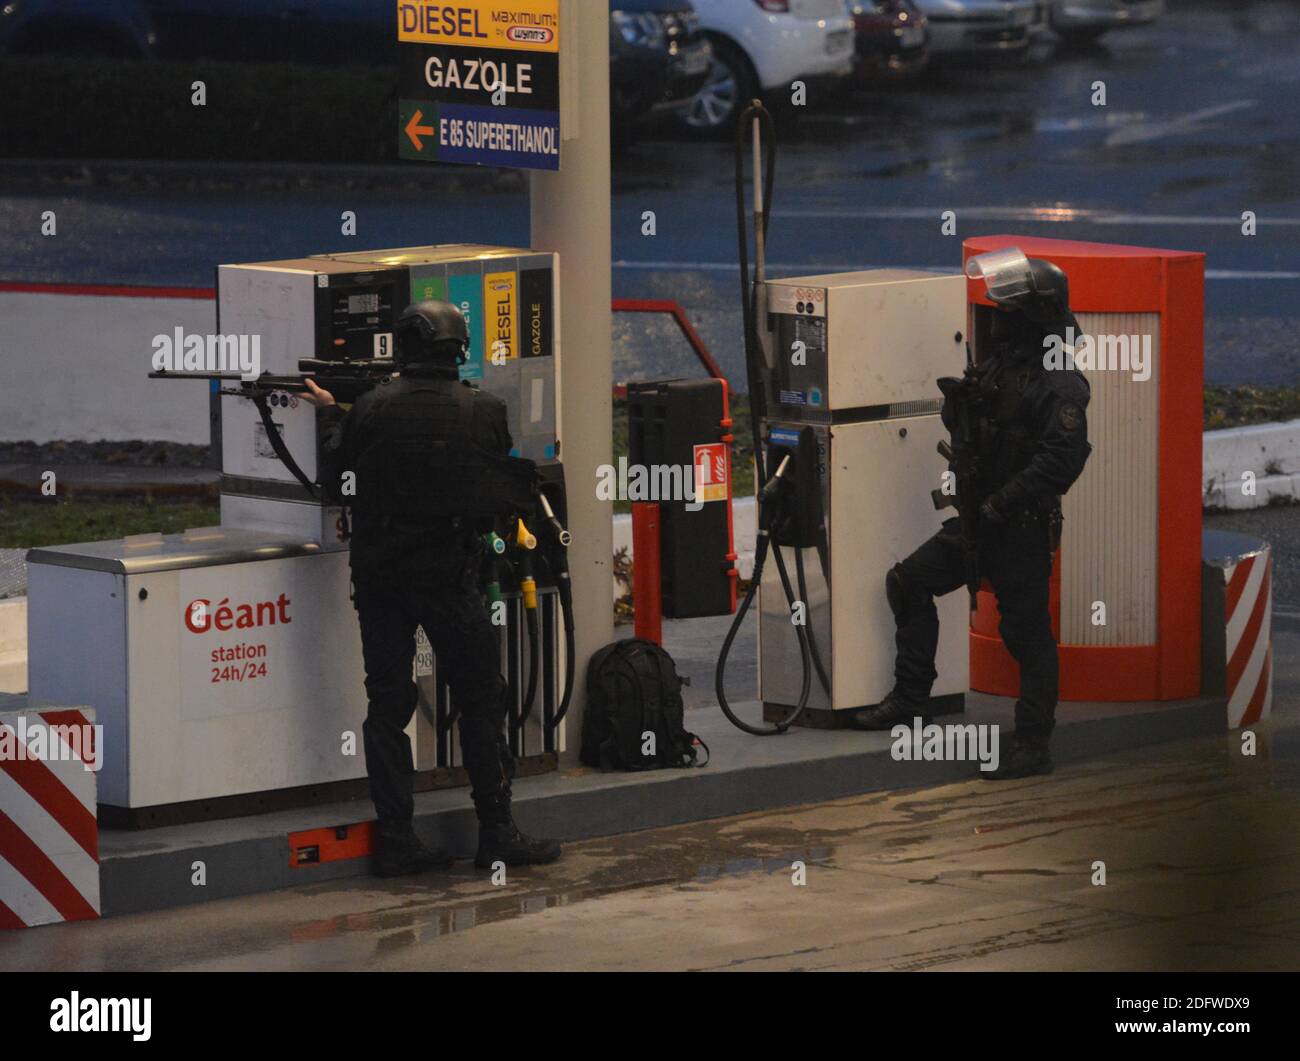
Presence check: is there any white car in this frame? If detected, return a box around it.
[1050,0,1164,44]
[682,0,856,132]
[912,0,1040,56]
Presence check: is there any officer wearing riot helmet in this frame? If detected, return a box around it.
[302,300,562,874]
[850,249,1092,780]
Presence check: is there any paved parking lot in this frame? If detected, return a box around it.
[5,657,1296,972]
[2,2,1297,387]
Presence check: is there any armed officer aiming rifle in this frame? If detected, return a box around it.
[849,249,1092,781]
[302,300,563,876]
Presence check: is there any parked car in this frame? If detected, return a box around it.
[611,1,714,136]
[1028,2,1052,41]
[911,0,1039,57]
[682,0,856,133]
[1,1,712,147]
[845,0,928,83]
[1049,0,1163,44]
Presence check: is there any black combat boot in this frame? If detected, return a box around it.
[848,689,930,731]
[983,733,1053,780]
[473,795,561,868]
[374,823,455,878]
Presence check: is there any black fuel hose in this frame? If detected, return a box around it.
[714,99,814,736]
[550,571,577,728]
[520,606,540,724]
[794,547,832,696]
[716,465,814,735]
[534,493,577,731]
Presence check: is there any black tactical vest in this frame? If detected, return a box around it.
[977,354,1039,496]
[349,373,537,532]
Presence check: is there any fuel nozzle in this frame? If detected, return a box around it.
[539,494,572,547]
[759,453,793,507]
[515,519,538,610]
[480,532,509,604]
[515,519,537,552]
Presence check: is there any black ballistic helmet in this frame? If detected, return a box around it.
[1021,258,1071,325]
[967,248,1072,326]
[395,300,471,366]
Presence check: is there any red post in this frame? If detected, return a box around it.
[631,502,662,645]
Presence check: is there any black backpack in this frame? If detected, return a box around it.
[581,639,709,771]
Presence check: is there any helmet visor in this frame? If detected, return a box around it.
[966,248,1035,305]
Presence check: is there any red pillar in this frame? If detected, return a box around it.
[631,502,662,645]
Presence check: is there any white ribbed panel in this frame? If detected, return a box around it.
[1059,312,1161,646]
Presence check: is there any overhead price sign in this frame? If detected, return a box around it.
[397,0,560,171]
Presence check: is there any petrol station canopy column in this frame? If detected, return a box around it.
[529,1,615,759]
[396,0,614,759]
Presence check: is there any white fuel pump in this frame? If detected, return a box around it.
[716,103,969,734]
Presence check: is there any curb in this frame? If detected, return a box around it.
[0,467,219,501]
[0,478,219,501]
[1204,418,1300,509]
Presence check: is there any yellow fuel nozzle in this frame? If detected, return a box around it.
[516,519,537,551]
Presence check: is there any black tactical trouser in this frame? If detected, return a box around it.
[889,514,1058,741]
[351,554,514,829]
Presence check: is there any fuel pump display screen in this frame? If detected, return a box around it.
[347,293,380,315]
[313,269,407,361]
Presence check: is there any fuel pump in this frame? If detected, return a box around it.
[225,246,575,769]
[715,102,970,734]
[441,484,574,750]
[714,100,821,736]
[467,479,575,737]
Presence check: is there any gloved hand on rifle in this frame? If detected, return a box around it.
[980,494,1007,526]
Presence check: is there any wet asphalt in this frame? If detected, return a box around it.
[3,667,1297,971]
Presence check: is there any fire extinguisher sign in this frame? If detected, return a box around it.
[693,443,728,504]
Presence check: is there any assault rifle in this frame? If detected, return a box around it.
[150,357,396,403]
[149,358,399,495]
[930,344,985,611]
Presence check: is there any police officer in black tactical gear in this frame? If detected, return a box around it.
[303,299,562,876]
[850,250,1092,780]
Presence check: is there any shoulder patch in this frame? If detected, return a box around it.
[1044,367,1090,406]
[1058,402,1083,432]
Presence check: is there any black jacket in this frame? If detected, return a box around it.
[944,318,1092,516]
[317,362,516,569]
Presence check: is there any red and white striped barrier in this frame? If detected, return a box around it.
[1222,549,1273,729]
[1202,534,1273,729]
[0,707,100,929]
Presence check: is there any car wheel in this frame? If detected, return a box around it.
[680,40,756,136]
